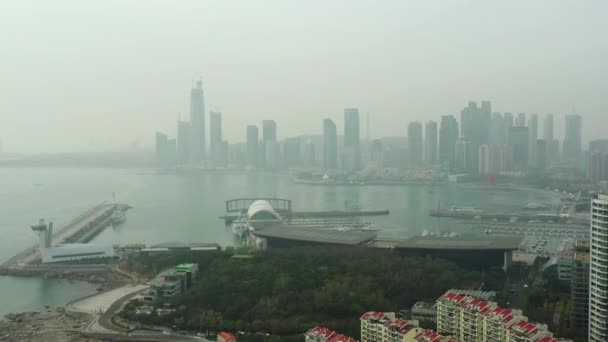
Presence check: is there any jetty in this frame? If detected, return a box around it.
[0,203,129,273]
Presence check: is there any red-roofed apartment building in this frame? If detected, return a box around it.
[436,290,572,342]
[217,331,236,342]
[360,311,425,342]
[305,326,357,342]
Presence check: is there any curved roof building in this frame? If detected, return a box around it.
[247,200,283,221]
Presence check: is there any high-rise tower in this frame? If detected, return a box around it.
[343,108,361,171]
[589,194,608,341]
[190,78,206,162]
[323,118,338,171]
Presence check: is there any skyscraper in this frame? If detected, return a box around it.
[210,111,225,167]
[283,138,301,168]
[503,112,514,144]
[515,113,526,127]
[246,125,259,168]
[323,118,338,171]
[344,108,361,171]
[478,144,513,175]
[424,121,438,165]
[589,194,608,341]
[176,120,191,164]
[489,113,505,145]
[439,115,459,168]
[155,132,176,166]
[408,121,423,167]
[589,152,608,182]
[189,78,205,162]
[563,114,582,163]
[543,113,558,165]
[460,101,491,171]
[528,114,538,168]
[543,113,554,142]
[262,120,277,169]
[509,126,529,170]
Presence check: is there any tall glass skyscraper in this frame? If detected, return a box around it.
[590,194,608,341]
[190,78,205,162]
[589,195,608,342]
[323,118,337,171]
[343,108,361,171]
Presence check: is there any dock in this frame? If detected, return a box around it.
[0,203,129,272]
[429,209,588,226]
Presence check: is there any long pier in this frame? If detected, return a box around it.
[429,209,589,226]
[0,203,128,273]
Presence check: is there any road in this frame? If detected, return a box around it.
[69,284,208,341]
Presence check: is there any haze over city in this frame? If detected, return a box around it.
[1,0,607,153]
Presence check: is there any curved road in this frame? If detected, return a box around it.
[69,285,207,341]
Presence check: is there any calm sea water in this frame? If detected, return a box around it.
[0,167,558,316]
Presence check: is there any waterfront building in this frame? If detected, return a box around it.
[589,152,608,182]
[408,121,423,168]
[304,140,316,167]
[455,139,475,171]
[344,108,361,171]
[479,144,513,175]
[262,120,277,170]
[543,114,558,166]
[323,118,338,171]
[528,114,538,168]
[189,78,205,162]
[589,140,608,154]
[535,139,548,171]
[508,127,529,171]
[283,137,301,168]
[246,125,259,168]
[176,120,191,163]
[563,114,582,164]
[490,113,507,145]
[504,112,514,140]
[155,132,176,165]
[210,111,226,167]
[305,326,357,342]
[370,139,383,168]
[515,113,526,127]
[424,121,438,165]
[460,101,491,170]
[589,194,608,341]
[439,115,459,168]
[144,263,199,301]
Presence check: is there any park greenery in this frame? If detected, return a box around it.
[121,246,505,339]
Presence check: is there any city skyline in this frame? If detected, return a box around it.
[1,1,607,153]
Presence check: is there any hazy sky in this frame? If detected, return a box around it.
[1,0,606,153]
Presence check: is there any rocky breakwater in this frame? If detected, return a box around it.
[1,308,101,342]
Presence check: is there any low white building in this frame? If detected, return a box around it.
[42,243,115,264]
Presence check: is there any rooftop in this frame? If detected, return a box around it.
[397,236,523,251]
[175,263,196,270]
[254,225,376,245]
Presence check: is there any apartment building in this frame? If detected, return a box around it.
[414,330,456,342]
[305,326,357,342]
[360,311,453,342]
[436,290,571,342]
